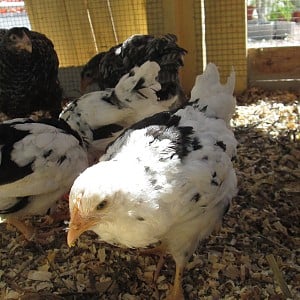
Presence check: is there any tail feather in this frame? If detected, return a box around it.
[114,61,161,101]
[190,63,236,126]
[114,61,177,120]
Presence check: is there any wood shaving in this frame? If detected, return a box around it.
[0,89,299,299]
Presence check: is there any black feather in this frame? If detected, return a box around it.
[102,91,125,109]
[0,123,34,184]
[133,78,146,91]
[0,196,29,214]
[0,118,83,185]
[39,118,83,146]
[92,124,124,140]
[215,140,227,152]
[80,34,187,104]
[129,110,180,131]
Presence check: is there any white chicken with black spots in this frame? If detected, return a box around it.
[67,63,238,300]
[63,60,178,163]
[0,61,168,241]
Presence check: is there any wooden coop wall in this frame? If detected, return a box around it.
[248,47,300,91]
[24,0,248,96]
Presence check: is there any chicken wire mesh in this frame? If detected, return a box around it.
[2,0,298,98]
[1,0,172,98]
[204,0,247,92]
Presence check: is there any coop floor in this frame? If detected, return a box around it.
[0,89,299,300]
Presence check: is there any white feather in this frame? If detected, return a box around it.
[61,61,176,162]
[190,62,236,127]
[0,61,177,221]
[1,122,88,219]
[68,63,238,294]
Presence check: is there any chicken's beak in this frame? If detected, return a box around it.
[80,79,89,94]
[80,78,99,95]
[16,31,32,53]
[67,206,97,247]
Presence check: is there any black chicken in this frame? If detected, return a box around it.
[80,33,188,107]
[0,27,63,119]
[0,28,7,41]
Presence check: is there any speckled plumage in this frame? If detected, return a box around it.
[68,63,238,299]
[67,61,179,162]
[80,34,187,107]
[0,118,88,219]
[0,61,168,222]
[0,27,63,119]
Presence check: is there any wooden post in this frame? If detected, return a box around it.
[204,0,247,93]
[162,0,202,96]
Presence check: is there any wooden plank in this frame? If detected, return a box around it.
[162,0,199,95]
[248,47,300,80]
[177,0,200,94]
[249,79,300,92]
[25,0,78,66]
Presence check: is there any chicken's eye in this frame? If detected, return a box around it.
[10,34,18,41]
[96,200,108,210]
[84,71,92,78]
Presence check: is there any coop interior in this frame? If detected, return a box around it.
[0,0,299,299]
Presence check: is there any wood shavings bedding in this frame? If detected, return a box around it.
[0,91,299,300]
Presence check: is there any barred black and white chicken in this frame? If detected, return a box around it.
[80,33,187,107]
[0,27,63,119]
[68,63,238,300]
[0,61,176,241]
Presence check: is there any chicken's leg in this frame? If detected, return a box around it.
[139,244,167,282]
[6,217,35,241]
[6,217,62,244]
[40,210,69,226]
[139,243,166,256]
[166,263,185,300]
[40,193,70,226]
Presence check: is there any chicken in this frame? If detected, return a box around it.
[80,33,188,108]
[0,61,170,241]
[0,118,89,241]
[0,27,63,119]
[0,28,7,41]
[67,63,238,300]
[67,60,178,163]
